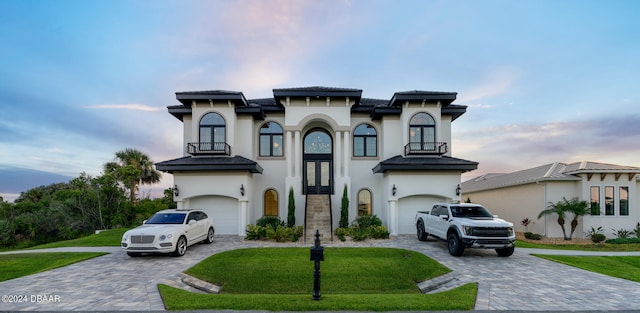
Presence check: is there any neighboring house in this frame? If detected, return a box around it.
[155,87,478,238]
[461,162,640,239]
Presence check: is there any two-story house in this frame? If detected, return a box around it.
[155,87,478,239]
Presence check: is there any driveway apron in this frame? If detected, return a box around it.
[1,235,640,311]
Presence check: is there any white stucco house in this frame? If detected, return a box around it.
[156,87,478,238]
[461,162,640,239]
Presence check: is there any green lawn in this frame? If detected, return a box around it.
[159,247,477,311]
[517,240,640,252]
[0,252,107,282]
[535,255,640,283]
[28,228,128,249]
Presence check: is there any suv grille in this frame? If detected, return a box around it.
[131,235,155,244]
[471,227,510,237]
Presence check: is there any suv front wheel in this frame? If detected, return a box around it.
[447,232,465,256]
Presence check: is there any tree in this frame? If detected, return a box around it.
[538,197,588,240]
[538,198,569,240]
[339,184,349,228]
[563,197,589,240]
[287,187,295,227]
[103,148,161,205]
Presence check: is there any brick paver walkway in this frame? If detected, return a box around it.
[1,235,639,311]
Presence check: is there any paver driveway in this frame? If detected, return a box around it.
[1,235,640,311]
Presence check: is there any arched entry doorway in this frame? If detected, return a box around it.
[303,128,333,194]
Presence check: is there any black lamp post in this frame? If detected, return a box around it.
[310,230,324,300]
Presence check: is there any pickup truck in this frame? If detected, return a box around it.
[415,202,516,257]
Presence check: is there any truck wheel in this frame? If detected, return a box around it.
[172,236,187,257]
[416,221,429,241]
[496,246,515,257]
[447,232,465,256]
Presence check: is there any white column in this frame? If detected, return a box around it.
[239,199,248,236]
[335,131,342,177]
[286,131,293,177]
[176,201,184,211]
[343,131,350,176]
[388,199,398,236]
[294,131,301,177]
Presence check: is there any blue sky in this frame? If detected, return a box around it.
[1,0,639,202]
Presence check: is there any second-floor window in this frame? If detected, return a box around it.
[199,112,226,151]
[353,124,377,157]
[259,122,283,157]
[409,112,436,151]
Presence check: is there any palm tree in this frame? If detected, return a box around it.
[538,198,570,240]
[103,148,161,205]
[564,197,589,240]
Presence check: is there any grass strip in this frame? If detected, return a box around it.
[517,240,640,251]
[186,247,450,294]
[158,283,477,311]
[28,228,128,249]
[0,252,107,282]
[535,255,640,283]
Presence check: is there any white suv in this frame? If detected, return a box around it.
[121,209,215,257]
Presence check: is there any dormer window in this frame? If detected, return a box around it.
[259,122,283,157]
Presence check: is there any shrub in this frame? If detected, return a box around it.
[605,237,640,244]
[370,225,390,239]
[256,216,283,228]
[245,224,267,240]
[335,227,349,241]
[352,215,382,229]
[612,228,632,239]
[524,232,542,240]
[590,233,606,243]
[266,225,292,242]
[632,222,640,238]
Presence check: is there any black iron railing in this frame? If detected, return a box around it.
[404,142,447,156]
[187,142,232,156]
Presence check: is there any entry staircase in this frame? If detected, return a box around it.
[304,194,333,242]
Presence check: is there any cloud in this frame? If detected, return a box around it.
[82,104,161,111]
[457,68,521,103]
[456,114,640,180]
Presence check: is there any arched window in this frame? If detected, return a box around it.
[409,112,436,151]
[259,122,284,157]
[357,189,372,216]
[264,189,278,216]
[199,112,226,151]
[353,124,377,157]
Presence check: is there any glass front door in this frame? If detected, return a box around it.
[303,129,333,194]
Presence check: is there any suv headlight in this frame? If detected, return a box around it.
[508,227,515,236]
[159,234,173,241]
[463,226,474,235]
[121,234,128,242]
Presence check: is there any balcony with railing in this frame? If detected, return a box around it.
[187,142,232,156]
[404,142,448,156]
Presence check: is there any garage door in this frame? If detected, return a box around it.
[397,196,443,234]
[190,196,238,235]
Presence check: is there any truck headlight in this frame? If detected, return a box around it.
[463,226,474,235]
[508,227,514,236]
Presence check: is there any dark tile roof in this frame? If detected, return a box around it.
[372,155,478,173]
[168,87,467,121]
[155,156,263,174]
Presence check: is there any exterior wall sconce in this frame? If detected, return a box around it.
[240,184,245,196]
[392,184,397,196]
[455,184,461,196]
[173,184,179,197]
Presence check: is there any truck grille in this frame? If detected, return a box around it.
[131,235,155,244]
[471,227,511,237]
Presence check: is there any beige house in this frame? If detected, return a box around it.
[461,162,640,239]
